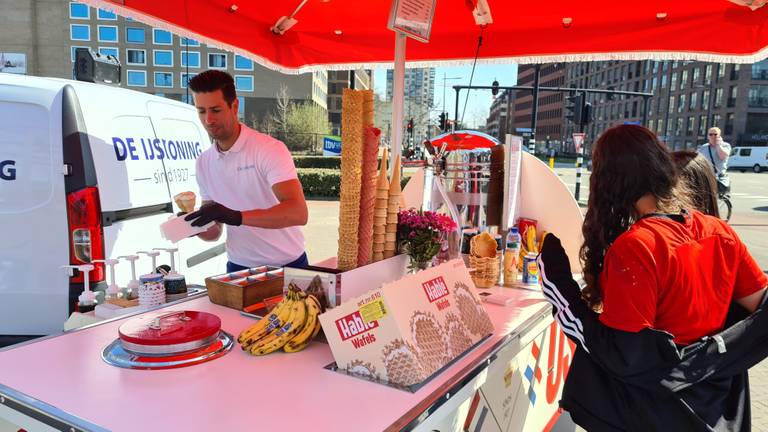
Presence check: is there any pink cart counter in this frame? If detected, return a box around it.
[0,286,571,432]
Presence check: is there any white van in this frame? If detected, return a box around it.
[729,146,768,173]
[0,73,227,338]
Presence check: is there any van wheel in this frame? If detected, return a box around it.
[754,164,763,174]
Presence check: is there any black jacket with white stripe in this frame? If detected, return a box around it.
[537,234,768,432]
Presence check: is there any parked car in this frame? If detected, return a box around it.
[729,146,768,173]
[0,73,227,338]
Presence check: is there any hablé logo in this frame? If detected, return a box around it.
[335,311,378,341]
[422,276,449,303]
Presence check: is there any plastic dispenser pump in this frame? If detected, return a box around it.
[118,255,141,296]
[61,264,96,311]
[93,259,120,299]
[154,247,179,275]
[138,250,161,274]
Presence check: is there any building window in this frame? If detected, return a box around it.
[677,94,686,113]
[234,75,254,92]
[153,50,173,67]
[713,114,722,128]
[705,65,713,84]
[648,119,655,132]
[234,55,253,71]
[154,72,173,88]
[690,92,698,110]
[692,67,701,84]
[718,63,726,81]
[180,37,200,46]
[702,90,710,110]
[714,88,724,108]
[182,94,193,105]
[70,46,87,62]
[748,85,768,108]
[181,51,200,68]
[126,49,146,65]
[70,24,90,41]
[728,86,738,108]
[126,27,145,43]
[668,96,675,114]
[126,70,147,87]
[698,115,708,136]
[153,29,173,45]
[237,96,245,119]
[208,53,227,69]
[97,25,117,42]
[657,119,665,135]
[680,70,688,90]
[97,8,117,20]
[725,113,735,135]
[98,47,118,60]
[730,64,740,81]
[181,73,197,88]
[686,116,695,136]
[670,73,677,91]
[676,118,684,136]
[752,60,768,80]
[69,2,89,19]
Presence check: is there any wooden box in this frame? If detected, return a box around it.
[205,266,284,310]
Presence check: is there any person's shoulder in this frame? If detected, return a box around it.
[197,145,216,162]
[610,225,658,259]
[240,125,288,149]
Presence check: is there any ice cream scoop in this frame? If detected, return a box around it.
[174,191,196,213]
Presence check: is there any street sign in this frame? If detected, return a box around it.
[572,133,586,154]
[322,135,341,157]
[623,121,641,125]
[516,127,532,133]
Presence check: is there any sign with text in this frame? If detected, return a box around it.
[387,0,436,43]
[322,135,341,157]
[319,259,494,388]
[572,133,586,155]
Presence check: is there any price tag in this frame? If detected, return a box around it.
[387,0,436,43]
[359,298,388,323]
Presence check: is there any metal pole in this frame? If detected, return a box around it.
[454,88,460,128]
[529,64,541,154]
[389,32,406,173]
[574,92,586,202]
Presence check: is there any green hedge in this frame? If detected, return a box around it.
[293,156,341,169]
[298,168,411,199]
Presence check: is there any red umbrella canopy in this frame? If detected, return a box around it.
[81,0,768,73]
[430,130,499,152]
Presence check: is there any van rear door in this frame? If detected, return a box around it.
[146,99,227,279]
[0,77,70,335]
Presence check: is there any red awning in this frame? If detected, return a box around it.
[81,0,768,74]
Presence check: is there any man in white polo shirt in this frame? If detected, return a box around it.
[184,70,308,272]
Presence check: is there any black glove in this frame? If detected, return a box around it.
[184,202,242,227]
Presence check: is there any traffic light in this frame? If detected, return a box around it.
[438,112,447,131]
[581,102,594,126]
[491,79,499,96]
[407,118,414,133]
[565,93,584,125]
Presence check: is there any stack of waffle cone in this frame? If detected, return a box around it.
[337,89,364,271]
[372,148,389,262]
[356,125,380,267]
[384,156,401,258]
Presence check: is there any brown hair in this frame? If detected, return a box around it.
[580,125,688,308]
[671,151,720,218]
[188,70,237,106]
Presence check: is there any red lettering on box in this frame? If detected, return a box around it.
[335,311,379,341]
[422,276,449,303]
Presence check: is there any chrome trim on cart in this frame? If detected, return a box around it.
[0,383,109,432]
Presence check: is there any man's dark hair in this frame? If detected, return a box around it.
[188,70,237,106]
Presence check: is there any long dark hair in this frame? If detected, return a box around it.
[671,151,720,218]
[581,125,685,308]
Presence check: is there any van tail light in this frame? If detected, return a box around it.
[66,187,105,283]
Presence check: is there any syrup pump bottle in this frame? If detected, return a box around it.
[137,250,161,275]
[118,255,140,299]
[93,259,120,300]
[153,247,179,275]
[61,264,96,313]
[154,247,187,298]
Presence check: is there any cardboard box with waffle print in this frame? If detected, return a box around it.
[319,259,494,387]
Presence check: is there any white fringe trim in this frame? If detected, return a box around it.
[79,0,768,75]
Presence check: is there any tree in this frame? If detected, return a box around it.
[272,84,291,138]
[284,102,331,153]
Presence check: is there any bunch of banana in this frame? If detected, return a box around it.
[238,288,323,356]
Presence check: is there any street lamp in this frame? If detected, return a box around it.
[441,73,461,121]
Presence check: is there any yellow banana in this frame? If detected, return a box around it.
[249,296,307,356]
[238,291,295,345]
[283,295,321,353]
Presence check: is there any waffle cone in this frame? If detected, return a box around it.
[372,252,384,261]
[445,312,473,359]
[347,359,379,381]
[410,311,449,374]
[362,90,374,126]
[382,339,426,386]
[385,232,396,242]
[373,243,385,253]
[383,250,395,259]
[453,282,494,336]
[374,233,385,243]
[337,88,365,271]
[357,126,381,267]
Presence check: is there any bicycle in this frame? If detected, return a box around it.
[716,174,732,223]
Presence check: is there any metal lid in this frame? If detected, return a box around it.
[118,311,221,347]
[140,273,164,283]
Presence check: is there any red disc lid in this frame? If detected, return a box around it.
[118,311,221,346]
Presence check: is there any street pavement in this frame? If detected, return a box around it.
[304,166,768,430]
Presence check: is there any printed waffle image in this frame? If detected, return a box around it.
[410,311,449,374]
[444,312,473,359]
[381,339,426,386]
[453,282,495,336]
[346,359,379,381]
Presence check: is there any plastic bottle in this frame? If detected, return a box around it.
[503,227,521,287]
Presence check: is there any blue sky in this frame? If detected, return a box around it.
[374,64,518,127]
